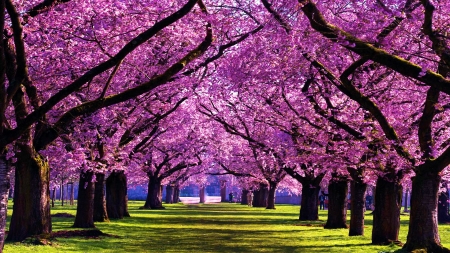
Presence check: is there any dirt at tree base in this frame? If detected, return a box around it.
[18,229,117,246]
[52,229,113,238]
[51,212,75,218]
[294,223,325,227]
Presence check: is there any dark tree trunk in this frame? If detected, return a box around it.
[106,171,129,219]
[0,154,12,251]
[241,189,249,205]
[66,183,69,203]
[73,171,95,228]
[324,177,348,229]
[438,182,450,223]
[299,183,320,220]
[8,183,13,199]
[173,185,180,203]
[403,190,409,213]
[372,175,402,244]
[93,173,109,222]
[7,146,51,241]
[266,181,277,209]
[220,180,227,202]
[199,186,205,204]
[51,187,56,208]
[143,176,164,209]
[403,173,449,252]
[253,183,268,207]
[165,185,174,204]
[61,181,64,206]
[70,182,75,205]
[349,180,367,236]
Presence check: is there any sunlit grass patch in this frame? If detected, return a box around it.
[4,201,450,252]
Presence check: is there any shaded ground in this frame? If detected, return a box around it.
[51,229,112,239]
[51,212,75,218]
[21,229,115,246]
[5,202,450,253]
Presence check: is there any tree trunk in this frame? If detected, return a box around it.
[199,186,205,204]
[349,180,367,236]
[51,187,56,208]
[253,183,268,207]
[143,176,164,209]
[173,185,180,203]
[299,183,320,220]
[8,183,13,199]
[106,171,129,219]
[7,146,51,241]
[324,178,348,229]
[266,182,277,209]
[165,185,174,204]
[403,190,409,213]
[241,189,249,205]
[220,180,227,202]
[438,182,450,223]
[66,183,69,205]
[73,171,95,228]
[403,173,450,252]
[70,182,75,205]
[372,175,402,244]
[0,154,12,251]
[93,173,109,222]
[61,181,64,206]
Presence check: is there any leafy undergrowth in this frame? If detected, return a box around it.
[4,201,450,252]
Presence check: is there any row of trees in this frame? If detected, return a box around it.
[1,0,450,252]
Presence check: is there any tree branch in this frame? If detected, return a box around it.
[261,0,291,33]
[31,18,213,150]
[5,0,28,103]
[25,0,71,18]
[0,0,6,137]
[0,0,200,148]
[298,0,450,95]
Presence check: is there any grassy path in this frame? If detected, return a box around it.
[4,201,450,252]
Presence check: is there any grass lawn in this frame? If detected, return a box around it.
[4,201,450,252]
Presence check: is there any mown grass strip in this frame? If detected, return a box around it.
[4,201,450,252]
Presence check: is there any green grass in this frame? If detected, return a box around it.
[3,201,450,252]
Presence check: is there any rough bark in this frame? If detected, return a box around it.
[349,180,367,236]
[173,185,180,203]
[70,182,74,205]
[404,173,450,252]
[220,180,227,202]
[0,154,12,251]
[241,189,249,205]
[403,190,409,213]
[252,183,268,207]
[324,177,348,229]
[372,175,402,244]
[60,181,64,205]
[438,182,450,223]
[73,171,95,228]
[93,172,109,222]
[8,184,13,199]
[165,185,174,204]
[199,186,205,204]
[7,146,51,241]
[143,176,164,209]
[106,171,129,219]
[266,181,277,209]
[299,181,321,221]
[51,187,56,208]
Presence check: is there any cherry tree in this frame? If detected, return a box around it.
[0,0,214,245]
[289,0,450,251]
